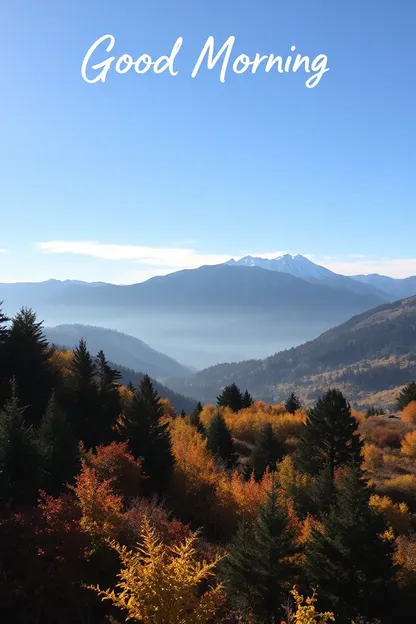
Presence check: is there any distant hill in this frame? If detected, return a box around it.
[113,362,197,414]
[166,296,416,409]
[45,324,191,379]
[352,274,416,301]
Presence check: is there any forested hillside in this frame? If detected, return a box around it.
[168,296,416,407]
[1,302,416,623]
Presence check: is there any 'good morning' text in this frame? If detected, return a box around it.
[81,35,330,88]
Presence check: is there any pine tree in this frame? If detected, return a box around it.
[223,477,296,622]
[66,339,100,448]
[285,391,301,414]
[96,350,121,444]
[0,385,39,508]
[0,303,9,344]
[242,390,253,408]
[38,395,79,496]
[216,383,244,412]
[0,308,56,427]
[248,423,283,481]
[0,303,9,394]
[296,389,362,481]
[189,401,205,436]
[305,464,397,623]
[396,381,416,411]
[122,374,174,494]
[207,412,235,467]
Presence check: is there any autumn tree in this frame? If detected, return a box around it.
[207,411,235,468]
[401,430,416,458]
[402,400,416,426]
[285,392,302,415]
[0,308,56,427]
[0,386,39,508]
[397,381,416,411]
[217,383,244,412]
[121,374,174,494]
[296,389,362,482]
[305,464,396,623]
[223,477,297,622]
[38,394,79,495]
[248,423,283,481]
[91,516,224,623]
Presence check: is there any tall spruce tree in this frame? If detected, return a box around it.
[285,391,301,414]
[122,374,174,494]
[248,423,283,481]
[95,350,121,444]
[38,395,79,496]
[67,339,100,448]
[223,477,296,622]
[396,381,416,411]
[207,411,235,467]
[216,383,244,412]
[242,390,253,408]
[0,308,56,427]
[189,401,205,436]
[0,386,39,508]
[305,464,397,623]
[296,389,362,481]
[0,304,9,395]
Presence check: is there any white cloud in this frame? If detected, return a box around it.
[35,241,416,281]
[37,241,231,269]
[0,249,8,253]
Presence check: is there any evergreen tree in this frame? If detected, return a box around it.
[306,465,336,519]
[248,423,283,481]
[285,391,301,414]
[122,374,174,494]
[305,464,397,623]
[396,381,416,411]
[0,385,39,508]
[95,350,121,444]
[0,308,56,427]
[223,478,296,622]
[38,395,79,496]
[296,389,362,481]
[216,383,244,412]
[0,304,9,394]
[207,411,235,467]
[66,339,100,448]
[189,401,205,436]
[242,390,253,408]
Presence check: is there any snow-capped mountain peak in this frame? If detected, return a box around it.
[228,254,334,281]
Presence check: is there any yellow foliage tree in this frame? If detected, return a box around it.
[91,516,225,623]
[50,348,73,376]
[401,429,416,458]
[402,400,416,426]
[283,587,335,623]
[369,494,410,535]
[362,443,384,471]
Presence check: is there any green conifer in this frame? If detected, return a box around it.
[285,391,301,414]
[0,385,39,508]
[189,401,205,435]
[207,411,235,467]
[248,423,283,481]
[216,383,244,412]
[242,390,253,408]
[305,464,397,623]
[296,388,362,480]
[122,374,174,494]
[38,394,79,495]
[396,381,416,411]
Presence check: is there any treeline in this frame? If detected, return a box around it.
[1,304,416,623]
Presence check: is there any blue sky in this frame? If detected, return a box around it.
[0,0,415,283]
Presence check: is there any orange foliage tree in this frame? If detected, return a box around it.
[402,400,416,426]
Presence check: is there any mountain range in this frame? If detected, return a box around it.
[227,254,416,301]
[1,256,415,369]
[167,295,416,409]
